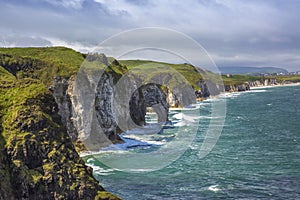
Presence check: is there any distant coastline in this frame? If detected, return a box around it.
[250,82,300,89]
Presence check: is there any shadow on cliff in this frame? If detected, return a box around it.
[0,109,16,200]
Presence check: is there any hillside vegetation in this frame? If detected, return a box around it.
[119,59,218,90]
[0,47,120,199]
[0,47,84,85]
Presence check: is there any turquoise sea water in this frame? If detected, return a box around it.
[84,85,300,199]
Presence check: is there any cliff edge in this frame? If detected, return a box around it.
[0,47,120,200]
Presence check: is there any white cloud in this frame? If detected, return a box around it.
[44,0,85,9]
[0,0,299,71]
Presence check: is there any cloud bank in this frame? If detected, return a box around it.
[0,0,299,71]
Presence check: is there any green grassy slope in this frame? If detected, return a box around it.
[0,47,120,199]
[0,47,84,85]
[221,74,262,85]
[119,60,208,90]
[266,75,300,83]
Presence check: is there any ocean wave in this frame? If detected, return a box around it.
[169,105,201,111]
[101,136,153,151]
[220,92,243,98]
[208,184,221,192]
[247,89,268,93]
[85,160,116,175]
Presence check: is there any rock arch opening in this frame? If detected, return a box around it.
[129,83,169,126]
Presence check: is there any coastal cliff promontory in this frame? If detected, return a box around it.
[0,47,120,199]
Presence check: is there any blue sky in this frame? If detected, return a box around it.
[0,0,300,71]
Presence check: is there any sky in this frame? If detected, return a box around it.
[0,0,300,72]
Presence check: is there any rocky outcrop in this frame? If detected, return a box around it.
[0,50,121,199]
[0,80,120,200]
[248,79,278,87]
[130,84,169,125]
[50,54,170,150]
[225,83,250,92]
[95,72,120,142]
[224,78,280,92]
[195,80,210,98]
[248,80,264,87]
[50,76,78,141]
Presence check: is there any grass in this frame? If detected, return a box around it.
[119,59,206,90]
[222,74,300,85]
[265,75,300,83]
[0,47,84,85]
[221,74,262,85]
[0,66,16,81]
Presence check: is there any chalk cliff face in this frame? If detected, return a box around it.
[51,54,171,150]
[224,78,279,92]
[224,83,250,92]
[130,83,169,125]
[196,80,210,98]
[248,79,278,87]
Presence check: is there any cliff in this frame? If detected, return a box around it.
[222,74,300,92]
[0,48,120,199]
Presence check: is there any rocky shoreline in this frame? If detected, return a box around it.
[224,79,300,93]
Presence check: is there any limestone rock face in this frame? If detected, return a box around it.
[224,83,250,92]
[130,84,169,125]
[95,73,120,142]
[51,76,78,141]
[196,80,210,98]
[51,56,171,149]
[248,80,264,87]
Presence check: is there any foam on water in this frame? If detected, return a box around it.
[169,104,201,111]
[101,135,154,151]
[208,185,221,192]
[85,158,116,175]
[247,89,268,93]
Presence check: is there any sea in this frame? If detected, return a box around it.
[82,84,300,199]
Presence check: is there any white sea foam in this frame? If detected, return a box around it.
[208,185,221,192]
[172,113,183,120]
[203,97,223,102]
[85,162,116,175]
[122,134,166,146]
[102,136,152,151]
[221,92,243,98]
[169,104,201,111]
[247,89,268,93]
